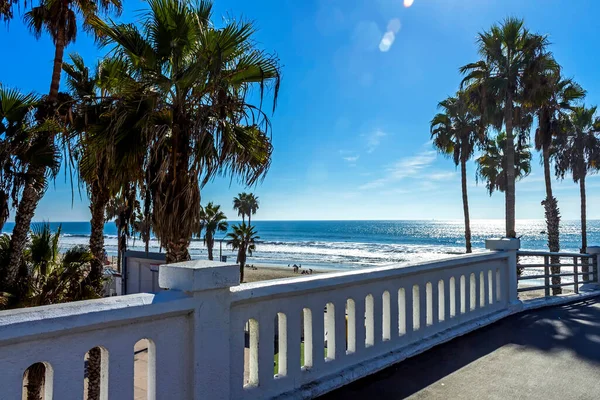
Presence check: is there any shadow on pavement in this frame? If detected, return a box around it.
[321,298,600,400]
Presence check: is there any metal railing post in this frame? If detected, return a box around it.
[573,256,579,294]
[544,255,550,297]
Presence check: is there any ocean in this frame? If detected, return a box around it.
[3,219,599,271]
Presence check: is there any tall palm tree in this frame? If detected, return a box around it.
[529,70,585,293]
[0,87,39,233]
[554,106,600,260]
[0,87,61,292]
[246,193,259,225]
[227,223,259,282]
[198,202,228,261]
[233,193,249,223]
[92,0,280,264]
[431,91,484,253]
[476,132,532,196]
[531,71,585,247]
[6,0,123,287]
[63,54,147,291]
[461,17,556,237]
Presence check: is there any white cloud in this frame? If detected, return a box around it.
[343,155,360,162]
[358,150,438,190]
[364,130,387,153]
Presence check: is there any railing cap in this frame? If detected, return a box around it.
[485,238,521,251]
[159,260,240,292]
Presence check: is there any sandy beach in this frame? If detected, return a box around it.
[242,264,333,283]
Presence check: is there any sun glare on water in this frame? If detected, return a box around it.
[404,0,414,7]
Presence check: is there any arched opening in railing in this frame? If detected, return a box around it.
[134,338,156,400]
[325,303,335,360]
[382,291,391,341]
[275,312,287,377]
[365,294,374,347]
[412,285,420,331]
[244,319,259,387]
[302,308,313,369]
[438,280,445,322]
[460,275,466,314]
[23,362,53,400]
[488,270,494,305]
[480,272,486,308]
[426,282,433,326]
[346,299,356,353]
[450,277,456,317]
[470,273,476,311]
[398,288,406,336]
[84,346,108,400]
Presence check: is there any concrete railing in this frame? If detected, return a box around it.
[1,238,598,399]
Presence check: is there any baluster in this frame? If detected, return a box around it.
[311,305,325,370]
[418,284,427,330]
[258,314,275,389]
[108,343,134,400]
[354,297,366,352]
[285,309,301,381]
[53,353,84,400]
[334,299,346,360]
[373,292,383,346]
[431,281,439,327]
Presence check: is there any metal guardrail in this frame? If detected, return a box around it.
[516,250,598,296]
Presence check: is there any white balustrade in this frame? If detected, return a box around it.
[3,238,596,399]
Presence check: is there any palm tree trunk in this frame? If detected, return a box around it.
[5,26,67,290]
[248,214,251,226]
[5,178,42,290]
[460,158,472,253]
[580,176,589,281]
[165,239,191,263]
[48,26,66,101]
[504,94,516,238]
[207,235,213,261]
[89,182,109,295]
[542,145,561,294]
[86,347,102,400]
[239,248,245,282]
[25,363,45,400]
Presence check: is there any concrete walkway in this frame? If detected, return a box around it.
[322,298,600,400]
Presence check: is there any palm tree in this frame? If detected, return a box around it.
[92,0,280,264]
[105,190,137,272]
[431,91,484,253]
[6,0,123,288]
[554,106,600,265]
[0,223,98,399]
[198,202,228,261]
[528,70,585,293]
[246,194,260,225]
[63,54,148,290]
[134,213,153,254]
[233,193,249,223]
[461,17,556,237]
[226,223,259,282]
[0,87,61,292]
[476,132,532,196]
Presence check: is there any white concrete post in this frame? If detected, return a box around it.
[159,260,240,400]
[587,246,600,284]
[485,238,521,307]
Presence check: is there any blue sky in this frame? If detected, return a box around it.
[1,0,599,221]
